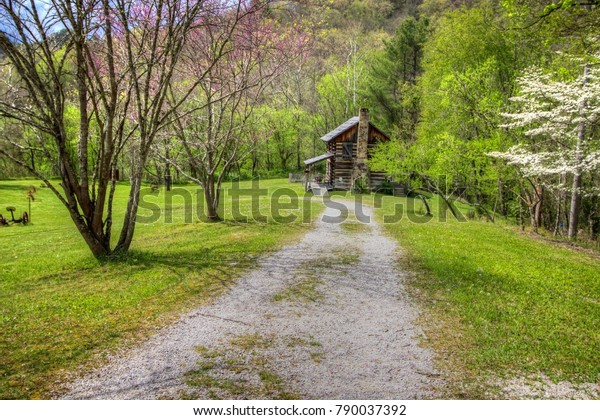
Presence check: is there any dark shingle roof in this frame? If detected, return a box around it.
[303,152,334,166]
[320,117,359,142]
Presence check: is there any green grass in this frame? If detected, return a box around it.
[296,247,360,274]
[340,221,370,234]
[272,277,325,303]
[228,333,276,351]
[184,332,324,399]
[0,178,322,399]
[184,337,300,400]
[3,179,598,398]
[375,194,600,395]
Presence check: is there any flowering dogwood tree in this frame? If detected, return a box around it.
[489,60,600,238]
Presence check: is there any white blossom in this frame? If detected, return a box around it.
[489,58,600,195]
[488,146,600,177]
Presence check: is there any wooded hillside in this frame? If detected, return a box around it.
[1,0,599,251]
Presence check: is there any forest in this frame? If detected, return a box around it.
[1,0,600,402]
[1,0,599,255]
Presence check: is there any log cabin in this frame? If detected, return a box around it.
[304,108,390,191]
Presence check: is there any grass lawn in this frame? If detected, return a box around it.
[2,180,598,399]
[0,178,321,399]
[376,194,600,396]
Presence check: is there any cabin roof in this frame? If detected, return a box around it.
[320,117,390,142]
[303,152,334,166]
[320,117,359,142]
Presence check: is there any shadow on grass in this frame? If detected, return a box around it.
[98,243,260,286]
[403,242,600,385]
[0,183,39,192]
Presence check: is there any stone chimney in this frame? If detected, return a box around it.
[356,108,369,163]
[352,108,370,189]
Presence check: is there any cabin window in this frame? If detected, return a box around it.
[342,142,352,159]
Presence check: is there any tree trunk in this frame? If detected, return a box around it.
[530,206,539,233]
[534,185,543,232]
[114,163,145,253]
[418,195,432,216]
[265,137,271,171]
[190,161,197,180]
[568,173,582,239]
[165,144,172,191]
[589,174,598,240]
[568,64,588,240]
[519,198,525,231]
[204,173,222,221]
[251,153,258,177]
[589,205,598,240]
[554,190,561,236]
[68,210,111,258]
[296,137,301,171]
[30,149,36,172]
[497,178,506,217]
[525,185,542,234]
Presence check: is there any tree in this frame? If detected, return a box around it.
[489,61,600,238]
[316,57,368,132]
[165,5,308,220]
[409,4,518,211]
[0,1,237,257]
[364,16,428,139]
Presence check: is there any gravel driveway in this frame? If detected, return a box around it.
[61,199,441,399]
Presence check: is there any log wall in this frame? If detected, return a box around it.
[325,124,389,190]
